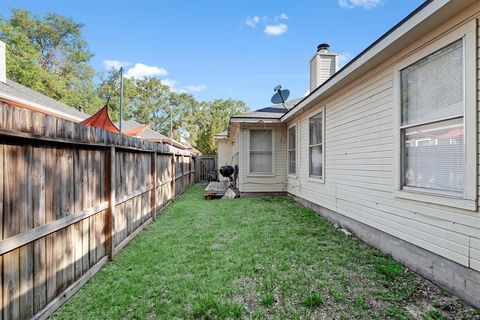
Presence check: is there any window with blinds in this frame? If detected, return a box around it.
[400,39,464,195]
[249,129,273,173]
[309,111,323,178]
[288,126,296,175]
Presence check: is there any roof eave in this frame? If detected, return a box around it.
[281,0,474,122]
[0,91,85,123]
[230,117,282,124]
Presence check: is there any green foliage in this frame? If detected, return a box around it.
[386,306,411,320]
[375,258,404,279]
[421,309,445,320]
[192,294,243,319]
[1,8,248,154]
[51,185,479,319]
[0,9,99,111]
[95,69,137,122]
[303,293,324,308]
[260,293,275,308]
[193,99,248,154]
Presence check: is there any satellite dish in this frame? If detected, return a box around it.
[270,84,290,108]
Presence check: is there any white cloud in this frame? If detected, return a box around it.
[245,16,261,27]
[124,63,168,79]
[264,23,288,36]
[103,59,130,70]
[275,13,289,21]
[185,84,207,93]
[338,52,353,67]
[339,0,382,9]
[160,78,178,89]
[245,14,288,32]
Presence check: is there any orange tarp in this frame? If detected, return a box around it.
[81,104,120,133]
[81,104,149,137]
[124,124,150,137]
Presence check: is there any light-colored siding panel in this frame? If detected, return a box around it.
[287,9,480,272]
[239,125,287,193]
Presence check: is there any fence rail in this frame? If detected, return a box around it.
[0,103,197,320]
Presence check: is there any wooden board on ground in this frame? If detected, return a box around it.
[204,181,235,200]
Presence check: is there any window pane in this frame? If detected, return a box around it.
[403,118,464,193]
[288,127,296,150]
[250,152,272,173]
[309,145,322,177]
[288,150,296,174]
[401,39,464,126]
[309,112,322,145]
[250,130,272,151]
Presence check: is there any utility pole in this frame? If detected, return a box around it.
[170,104,173,145]
[119,67,124,133]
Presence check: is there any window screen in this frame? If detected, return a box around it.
[288,126,296,174]
[309,112,323,178]
[400,39,464,194]
[249,130,273,173]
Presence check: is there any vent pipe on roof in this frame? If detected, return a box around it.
[0,41,6,83]
[310,43,338,92]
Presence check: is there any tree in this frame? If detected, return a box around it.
[193,99,248,154]
[129,77,171,131]
[0,9,98,111]
[0,8,250,154]
[95,69,137,122]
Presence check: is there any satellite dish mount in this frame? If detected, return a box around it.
[270,85,290,109]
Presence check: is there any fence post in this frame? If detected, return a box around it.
[171,153,175,201]
[105,146,115,260]
[151,152,157,220]
[181,155,185,192]
[189,156,192,186]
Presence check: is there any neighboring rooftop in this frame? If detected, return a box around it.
[121,120,166,141]
[231,97,302,120]
[0,79,89,122]
[0,77,191,149]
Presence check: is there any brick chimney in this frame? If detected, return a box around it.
[0,41,6,83]
[310,43,338,92]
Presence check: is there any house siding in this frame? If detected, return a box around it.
[238,124,287,193]
[311,54,337,90]
[473,17,480,272]
[216,139,233,169]
[288,6,480,275]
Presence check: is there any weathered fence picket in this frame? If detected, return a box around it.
[0,102,197,320]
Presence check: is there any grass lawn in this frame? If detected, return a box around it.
[53,184,479,319]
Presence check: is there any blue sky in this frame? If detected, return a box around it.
[0,0,424,110]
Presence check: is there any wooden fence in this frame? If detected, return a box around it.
[197,155,216,182]
[0,103,197,319]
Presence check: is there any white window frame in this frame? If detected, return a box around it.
[308,106,325,183]
[287,123,297,177]
[393,20,477,211]
[247,128,275,176]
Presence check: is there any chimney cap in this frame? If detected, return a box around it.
[317,43,330,52]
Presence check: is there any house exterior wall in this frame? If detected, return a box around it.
[238,124,287,193]
[232,128,241,188]
[216,139,233,169]
[285,3,480,302]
